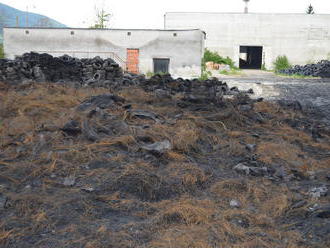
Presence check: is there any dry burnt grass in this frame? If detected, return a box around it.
[0,81,329,248]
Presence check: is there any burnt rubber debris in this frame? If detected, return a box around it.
[0,53,329,248]
[279,60,330,78]
[0,52,124,87]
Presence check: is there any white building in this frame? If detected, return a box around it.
[165,12,330,69]
[4,27,205,78]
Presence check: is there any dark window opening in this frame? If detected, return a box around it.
[173,33,177,37]
[70,31,75,35]
[153,58,170,74]
[239,46,263,69]
[127,32,131,36]
[25,30,29,34]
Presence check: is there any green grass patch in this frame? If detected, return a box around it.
[145,71,168,78]
[219,69,242,76]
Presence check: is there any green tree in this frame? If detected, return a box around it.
[0,44,4,59]
[306,4,315,14]
[90,8,111,29]
[0,14,6,57]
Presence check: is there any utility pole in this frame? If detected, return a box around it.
[25,4,36,27]
[243,0,250,14]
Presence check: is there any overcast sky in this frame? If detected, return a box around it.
[1,0,329,28]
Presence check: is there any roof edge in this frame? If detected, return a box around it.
[165,11,330,16]
[3,27,203,32]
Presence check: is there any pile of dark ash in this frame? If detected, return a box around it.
[0,72,329,248]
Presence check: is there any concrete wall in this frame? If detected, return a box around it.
[4,28,205,78]
[165,13,330,69]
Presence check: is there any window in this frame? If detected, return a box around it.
[153,58,170,73]
[70,31,75,35]
[25,30,29,34]
[127,32,131,36]
[173,33,177,37]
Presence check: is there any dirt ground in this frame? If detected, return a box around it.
[0,79,329,248]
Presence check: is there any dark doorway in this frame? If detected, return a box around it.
[153,58,170,73]
[239,46,263,69]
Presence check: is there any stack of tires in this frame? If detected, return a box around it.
[0,52,123,85]
[279,60,330,78]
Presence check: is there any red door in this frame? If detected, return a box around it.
[126,49,139,74]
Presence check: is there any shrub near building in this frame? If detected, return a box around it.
[202,49,240,76]
[273,55,291,72]
[0,43,4,58]
[203,49,236,69]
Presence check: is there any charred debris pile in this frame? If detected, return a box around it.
[279,60,330,78]
[0,52,256,96]
[0,52,124,86]
[0,53,329,248]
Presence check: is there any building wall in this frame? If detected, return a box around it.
[165,13,330,69]
[4,28,205,78]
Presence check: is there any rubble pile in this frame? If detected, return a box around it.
[142,74,254,103]
[279,60,330,78]
[0,52,123,85]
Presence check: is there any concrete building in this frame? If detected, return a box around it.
[3,27,205,77]
[165,13,330,69]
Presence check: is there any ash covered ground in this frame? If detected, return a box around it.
[0,54,329,248]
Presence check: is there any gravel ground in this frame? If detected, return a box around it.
[220,71,330,123]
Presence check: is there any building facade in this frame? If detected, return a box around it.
[165,12,330,69]
[4,27,205,78]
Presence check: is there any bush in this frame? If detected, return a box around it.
[0,43,4,59]
[273,55,291,72]
[199,71,212,80]
[202,49,236,69]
